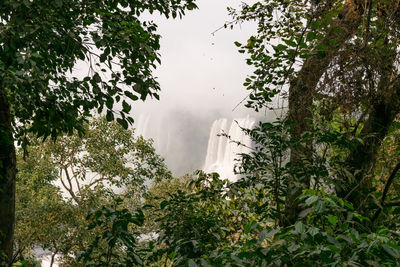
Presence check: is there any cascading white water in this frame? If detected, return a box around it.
[135,113,151,138]
[203,118,229,169]
[203,116,256,181]
[134,112,259,179]
[135,113,173,157]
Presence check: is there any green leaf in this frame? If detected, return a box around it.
[382,244,400,258]
[169,251,177,259]
[328,215,338,226]
[106,110,114,121]
[124,91,139,101]
[305,195,319,206]
[200,258,210,267]
[265,229,279,238]
[93,73,101,83]
[116,118,128,129]
[344,202,354,210]
[315,200,325,213]
[188,259,198,267]
[308,227,319,237]
[106,97,113,109]
[317,44,328,51]
[160,200,169,209]
[306,31,317,42]
[294,221,305,234]
[299,207,313,218]
[244,220,257,234]
[287,244,300,252]
[283,39,297,47]
[274,44,287,52]
[122,100,131,113]
[258,229,267,244]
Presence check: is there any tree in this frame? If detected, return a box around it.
[14,117,172,265]
[14,148,75,266]
[146,172,247,266]
[231,0,400,223]
[40,117,172,207]
[0,0,197,263]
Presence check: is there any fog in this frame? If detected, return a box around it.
[127,1,270,176]
[134,0,258,114]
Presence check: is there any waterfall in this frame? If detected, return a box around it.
[203,116,256,181]
[203,118,229,169]
[135,113,151,138]
[133,111,212,176]
[134,113,172,156]
[134,112,258,179]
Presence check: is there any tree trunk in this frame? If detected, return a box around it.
[0,82,16,266]
[337,71,400,208]
[285,0,366,225]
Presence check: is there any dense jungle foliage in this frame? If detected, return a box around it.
[2,0,400,266]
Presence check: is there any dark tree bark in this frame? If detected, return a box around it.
[0,82,16,265]
[284,0,366,224]
[337,70,400,208]
[371,162,400,222]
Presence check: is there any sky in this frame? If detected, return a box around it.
[128,0,267,176]
[134,0,257,117]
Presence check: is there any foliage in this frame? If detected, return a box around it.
[151,172,235,266]
[0,0,197,263]
[206,190,400,266]
[65,117,400,266]
[208,2,400,265]
[12,257,41,267]
[229,1,311,111]
[233,119,293,224]
[230,0,400,113]
[9,1,400,266]
[13,117,172,265]
[35,116,172,204]
[373,119,400,225]
[136,117,400,266]
[226,0,400,213]
[14,140,76,263]
[143,175,195,234]
[78,201,145,266]
[13,116,398,266]
[1,0,198,138]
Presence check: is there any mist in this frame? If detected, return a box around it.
[129,0,269,176]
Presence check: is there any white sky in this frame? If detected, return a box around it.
[134,0,257,116]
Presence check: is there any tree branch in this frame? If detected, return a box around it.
[372,161,400,222]
[60,167,80,204]
[383,200,400,207]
